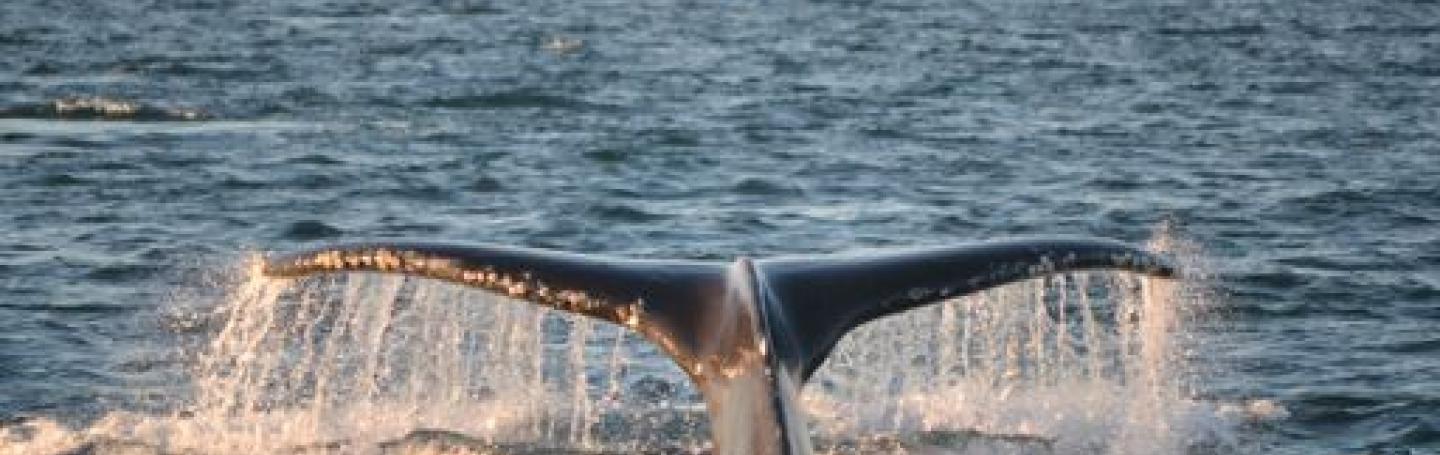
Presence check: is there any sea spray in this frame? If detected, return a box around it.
[0,260,705,455]
[0,228,1263,454]
[178,268,706,454]
[804,226,1236,454]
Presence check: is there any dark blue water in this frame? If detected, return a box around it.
[2,0,1437,453]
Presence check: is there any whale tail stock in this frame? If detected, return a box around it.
[261,238,1176,455]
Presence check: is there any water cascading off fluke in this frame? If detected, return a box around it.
[259,237,1177,455]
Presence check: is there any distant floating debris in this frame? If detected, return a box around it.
[541,36,584,55]
[0,97,210,121]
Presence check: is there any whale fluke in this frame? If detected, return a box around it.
[262,238,1175,455]
[262,242,733,371]
[755,237,1176,381]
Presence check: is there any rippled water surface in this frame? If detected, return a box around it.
[2,0,1438,453]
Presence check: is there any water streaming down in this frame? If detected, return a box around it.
[807,277,1210,453]
[803,232,1236,454]
[173,268,710,454]
[191,272,548,451]
[0,232,1249,455]
[0,266,704,455]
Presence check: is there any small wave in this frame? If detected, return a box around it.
[347,182,456,201]
[1376,61,1440,77]
[216,175,267,190]
[583,148,629,163]
[0,97,209,121]
[1342,24,1440,37]
[110,55,285,79]
[1278,187,1440,222]
[467,176,505,193]
[34,173,89,187]
[587,203,667,223]
[1376,337,1440,354]
[277,173,345,190]
[1285,391,1440,442]
[1255,80,1330,95]
[281,220,345,240]
[423,90,616,111]
[444,4,505,15]
[377,222,446,236]
[1155,24,1268,37]
[643,128,701,147]
[732,177,803,196]
[278,85,340,105]
[75,214,124,224]
[1272,254,1401,272]
[0,302,132,314]
[85,263,160,282]
[0,131,34,142]
[283,153,346,165]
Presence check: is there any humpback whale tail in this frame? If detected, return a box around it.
[262,238,1175,455]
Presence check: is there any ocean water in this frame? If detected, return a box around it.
[1,0,1437,453]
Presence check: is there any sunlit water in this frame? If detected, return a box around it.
[0,229,1285,454]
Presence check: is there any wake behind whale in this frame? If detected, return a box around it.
[0,230,1259,455]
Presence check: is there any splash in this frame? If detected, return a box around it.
[0,227,1267,455]
[1,263,706,455]
[804,225,1247,454]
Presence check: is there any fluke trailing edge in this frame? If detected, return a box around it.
[262,238,1176,455]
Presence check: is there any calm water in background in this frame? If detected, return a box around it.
[1,0,1437,452]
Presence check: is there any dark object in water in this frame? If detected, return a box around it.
[263,238,1176,455]
[0,97,209,121]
